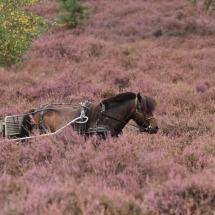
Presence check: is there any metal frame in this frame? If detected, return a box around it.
[0,119,3,138]
[4,115,24,138]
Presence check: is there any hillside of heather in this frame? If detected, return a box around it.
[1,0,215,214]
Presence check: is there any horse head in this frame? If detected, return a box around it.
[132,93,158,134]
[101,92,158,135]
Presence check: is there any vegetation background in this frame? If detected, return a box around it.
[0,0,215,214]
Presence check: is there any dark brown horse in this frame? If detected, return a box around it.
[20,92,158,139]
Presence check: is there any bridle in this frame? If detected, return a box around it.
[101,96,155,134]
[133,96,155,132]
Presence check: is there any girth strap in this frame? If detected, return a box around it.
[104,117,122,137]
[101,103,124,137]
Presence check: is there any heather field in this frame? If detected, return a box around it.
[1,0,215,214]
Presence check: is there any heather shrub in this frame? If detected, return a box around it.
[0,175,143,215]
[100,89,117,99]
[31,33,84,61]
[196,80,210,93]
[153,29,163,37]
[0,142,27,176]
[144,171,215,214]
[114,72,131,91]
[88,41,104,57]
[1,0,215,213]
[180,145,208,172]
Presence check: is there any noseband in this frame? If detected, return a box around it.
[134,97,154,132]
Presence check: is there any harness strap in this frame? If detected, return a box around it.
[77,100,89,134]
[100,103,127,136]
[38,104,50,134]
[104,117,121,137]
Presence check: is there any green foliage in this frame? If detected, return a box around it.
[55,0,90,28]
[0,0,49,68]
[190,0,215,14]
[190,0,197,6]
[203,0,215,13]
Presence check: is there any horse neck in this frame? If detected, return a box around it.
[103,99,135,132]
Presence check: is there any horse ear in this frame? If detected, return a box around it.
[137,93,147,110]
[137,93,143,105]
[137,92,141,102]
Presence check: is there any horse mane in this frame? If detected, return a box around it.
[142,96,156,112]
[102,92,136,108]
[102,92,156,111]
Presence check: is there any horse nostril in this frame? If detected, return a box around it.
[155,126,159,130]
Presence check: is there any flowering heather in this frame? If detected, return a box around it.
[1,0,215,214]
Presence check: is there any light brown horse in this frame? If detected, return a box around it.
[20,92,158,139]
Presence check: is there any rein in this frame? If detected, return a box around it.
[101,111,147,136]
[101,111,144,130]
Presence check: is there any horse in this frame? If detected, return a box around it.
[20,92,158,139]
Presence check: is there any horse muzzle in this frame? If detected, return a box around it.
[140,125,158,134]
